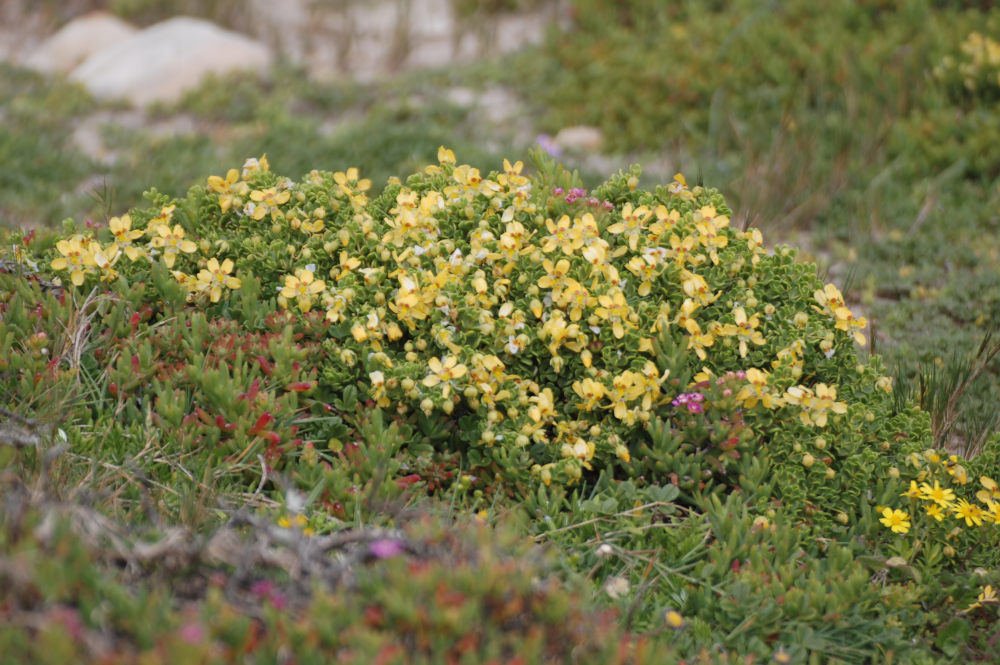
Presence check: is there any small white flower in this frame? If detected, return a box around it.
[603,576,630,599]
[241,157,260,178]
[507,335,521,354]
[286,489,306,514]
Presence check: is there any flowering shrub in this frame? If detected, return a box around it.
[38,150,902,502]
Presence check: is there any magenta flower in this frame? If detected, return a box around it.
[178,623,206,644]
[369,538,406,559]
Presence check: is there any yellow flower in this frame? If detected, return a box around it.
[333,167,372,195]
[977,476,1000,504]
[813,283,846,314]
[900,480,922,499]
[280,268,326,312]
[337,251,361,281]
[834,306,868,346]
[925,503,946,521]
[548,279,588,322]
[647,205,680,242]
[954,498,985,526]
[196,257,241,303]
[919,479,956,507]
[151,204,176,226]
[784,383,847,427]
[171,270,199,296]
[498,158,529,190]
[247,187,291,220]
[626,255,658,297]
[606,203,651,251]
[964,585,998,613]
[664,609,686,630]
[946,456,969,484]
[594,289,634,339]
[528,388,557,423]
[736,368,783,409]
[369,370,390,408]
[879,507,911,534]
[207,168,241,212]
[92,242,120,282]
[537,258,571,291]
[438,145,456,164]
[667,234,697,268]
[423,355,468,398]
[50,236,95,286]
[149,224,197,269]
[674,298,701,335]
[605,370,645,422]
[719,306,765,358]
[694,207,729,263]
[108,215,145,261]
[241,154,269,178]
[540,312,582,358]
[541,215,583,255]
[572,377,606,411]
[561,436,595,469]
[680,270,717,306]
[390,275,432,327]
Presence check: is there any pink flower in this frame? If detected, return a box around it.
[178,623,206,644]
[369,539,405,559]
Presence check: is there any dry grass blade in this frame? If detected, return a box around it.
[917,327,1000,455]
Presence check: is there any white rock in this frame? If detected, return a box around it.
[554,125,605,153]
[20,11,138,74]
[69,16,273,107]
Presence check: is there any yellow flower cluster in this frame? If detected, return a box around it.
[228,149,874,482]
[50,235,118,286]
[50,195,244,303]
[882,451,1000,537]
[935,32,1000,93]
[73,149,875,487]
[813,283,867,346]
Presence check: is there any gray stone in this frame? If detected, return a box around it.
[21,11,138,75]
[69,16,273,107]
[554,125,605,153]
